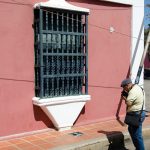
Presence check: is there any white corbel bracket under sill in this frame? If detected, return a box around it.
[32,95,91,131]
[34,0,90,14]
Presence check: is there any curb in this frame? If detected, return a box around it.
[49,125,150,150]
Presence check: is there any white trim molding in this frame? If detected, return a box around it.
[33,95,91,106]
[34,0,90,14]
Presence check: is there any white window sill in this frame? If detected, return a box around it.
[32,95,91,106]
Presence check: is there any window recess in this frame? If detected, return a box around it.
[34,8,88,98]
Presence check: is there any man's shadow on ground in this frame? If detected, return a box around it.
[98,130,129,150]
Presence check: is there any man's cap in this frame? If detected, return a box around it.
[121,78,132,87]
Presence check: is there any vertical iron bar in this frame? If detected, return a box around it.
[80,15,84,94]
[71,14,74,95]
[72,14,76,95]
[76,14,79,94]
[81,15,83,33]
[56,12,59,96]
[74,15,78,94]
[61,13,65,96]
[66,13,70,95]
[35,18,40,96]
[51,12,54,97]
[81,16,84,55]
[85,15,88,94]
[49,12,52,96]
[45,11,49,97]
[39,9,44,98]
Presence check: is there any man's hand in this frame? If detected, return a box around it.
[121,90,128,98]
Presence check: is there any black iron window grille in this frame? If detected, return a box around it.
[34,8,88,98]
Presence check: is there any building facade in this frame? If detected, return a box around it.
[0,0,144,138]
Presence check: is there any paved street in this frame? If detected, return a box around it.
[144,79,150,111]
[125,138,150,150]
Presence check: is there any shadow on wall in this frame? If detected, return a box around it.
[98,130,129,150]
[33,105,54,128]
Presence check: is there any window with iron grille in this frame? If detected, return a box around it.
[34,8,88,98]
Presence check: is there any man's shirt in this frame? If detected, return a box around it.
[126,84,145,112]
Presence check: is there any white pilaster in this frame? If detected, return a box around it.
[130,1,144,85]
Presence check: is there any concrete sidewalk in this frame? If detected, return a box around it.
[1,115,150,150]
[50,116,150,150]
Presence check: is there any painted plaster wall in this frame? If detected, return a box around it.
[0,0,131,137]
[103,0,144,85]
[68,0,131,125]
[0,1,54,137]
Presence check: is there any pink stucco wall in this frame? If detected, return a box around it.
[68,0,131,125]
[0,0,131,137]
[0,0,54,137]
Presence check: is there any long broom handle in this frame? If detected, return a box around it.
[135,30,150,84]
